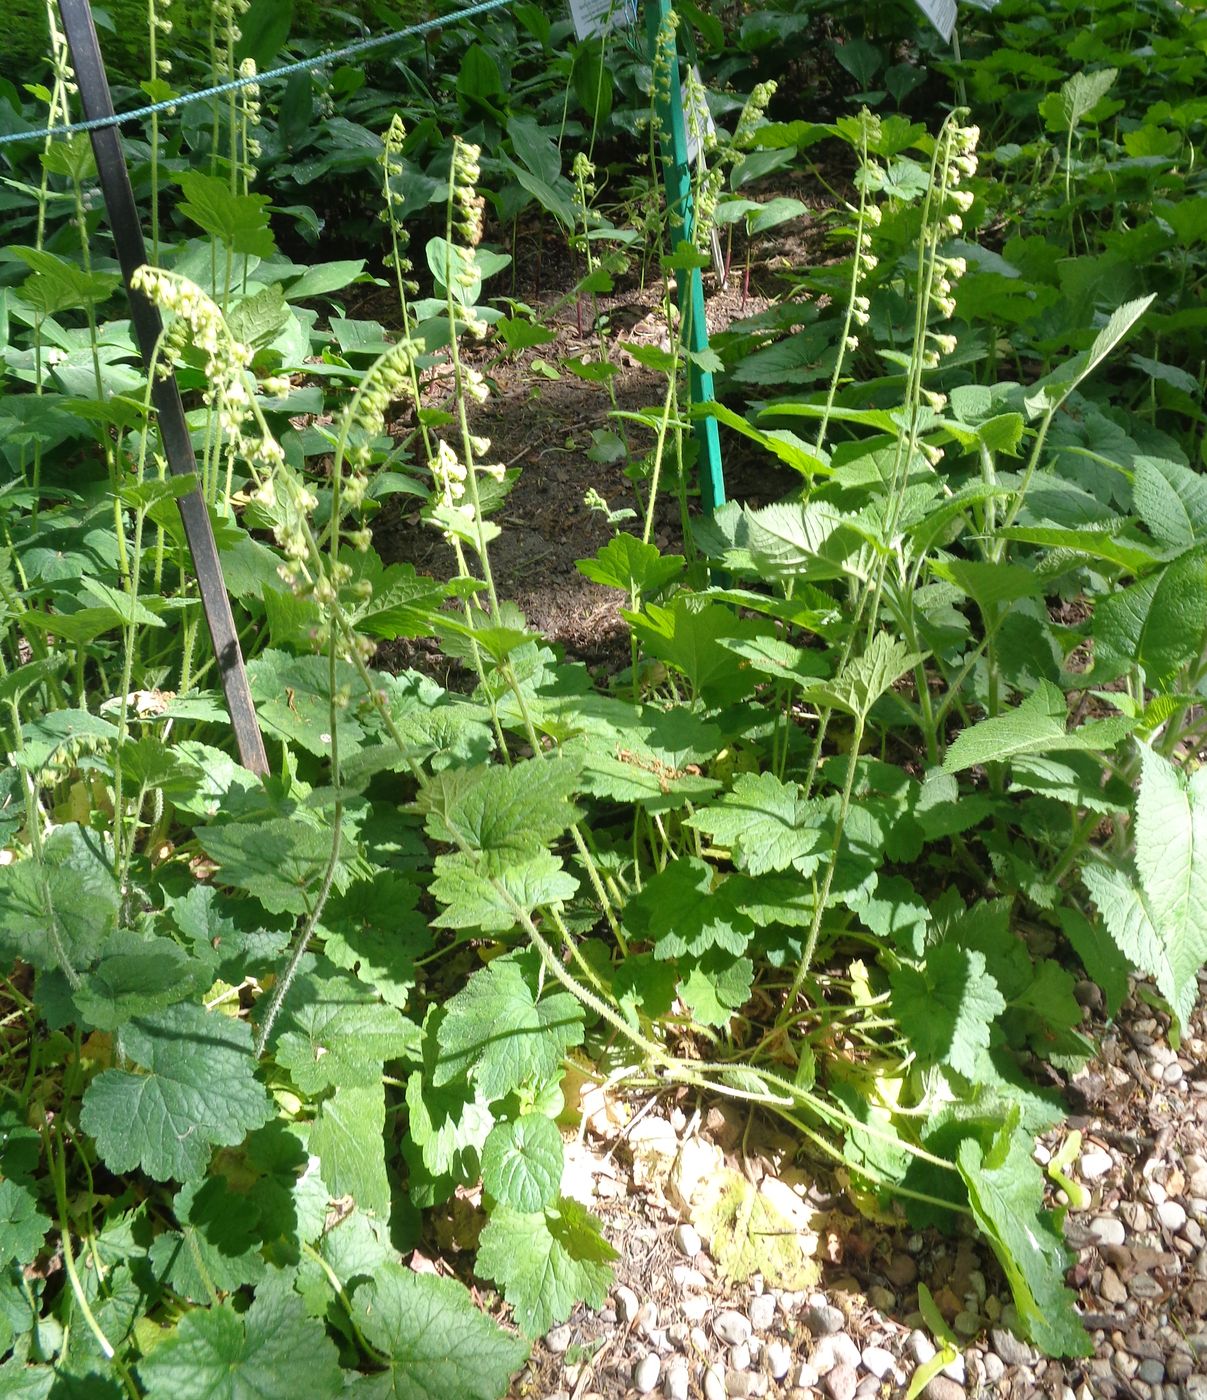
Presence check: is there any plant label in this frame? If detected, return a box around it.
[914,0,957,40]
[567,0,638,41]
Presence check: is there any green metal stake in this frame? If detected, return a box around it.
[645,0,725,516]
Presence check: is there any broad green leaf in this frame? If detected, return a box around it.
[434,955,585,1100]
[958,1129,1090,1357]
[1132,746,1207,1027]
[418,756,581,859]
[481,1114,564,1212]
[429,850,578,932]
[309,1082,390,1219]
[677,950,754,1027]
[80,1004,272,1182]
[194,818,348,917]
[247,649,366,757]
[1132,457,1207,549]
[693,1169,819,1290]
[686,772,825,876]
[624,599,771,702]
[71,928,209,1031]
[0,1181,49,1268]
[475,1197,617,1337]
[1041,67,1118,134]
[274,974,420,1094]
[351,1262,529,1399]
[625,857,754,959]
[741,501,849,579]
[405,1068,494,1187]
[1093,546,1207,686]
[138,1281,343,1399]
[0,824,118,972]
[929,559,1044,613]
[1024,296,1154,418]
[175,171,276,256]
[804,632,924,719]
[699,400,830,479]
[944,681,1132,774]
[320,874,431,1008]
[285,259,366,300]
[148,1177,266,1302]
[12,247,120,316]
[890,946,1006,1080]
[576,534,684,594]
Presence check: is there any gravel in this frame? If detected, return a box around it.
[748,1293,776,1333]
[822,1363,857,1400]
[1081,1148,1115,1179]
[805,1303,845,1337]
[1088,1215,1126,1247]
[615,1285,639,1325]
[673,1223,701,1259]
[861,1345,895,1379]
[1157,1200,1188,1232]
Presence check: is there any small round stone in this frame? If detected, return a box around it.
[823,1362,857,1400]
[990,1328,1037,1367]
[635,1354,662,1395]
[674,1223,702,1259]
[805,1303,845,1337]
[615,1286,639,1324]
[862,1346,895,1380]
[1137,1359,1165,1385]
[724,1370,752,1399]
[714,1310,752,1347]
[704,1365,726,1400]
[1080,1148,1114,1180]
[546,1324,572,1353]
[730,1343,750,1372]
[664,1361,689,1400]
[748,1293,776,1333]
[909,1330,937,1365]
[1164,1062,1184,1086]
[1088,1216,1126,1248]
[766,1341,792,1380]
[1158,1200,1188,1233]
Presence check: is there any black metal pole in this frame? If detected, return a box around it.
[57,0,269,776]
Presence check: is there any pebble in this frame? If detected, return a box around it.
[1100,1266,1128,1304]
[1138,1359,1165,1384]
[813,1333,861,1374]
[867,1285,896,1313]
[725,1371,752,1399]
[793,1361,819,1389]
[766,1341,791,1380]
[672,1266,706,1290]
[664,1361,689,1400]
[674,1223,701,1259]
[690,1326,708,1353]
[683,1295,709,1323]
[990,1328,1038,1367]
[823,1363,857,1400]
[615,1286,639,1324]
[546,1324,572,1353]
[636,1301,659,1334]
[861,1346,895,1379]
[983,1353,1005,1384]
[714,1311,752,1347]
[805,1303,845,1336]
[1165,1062,1184,1086]
[729,1343,750,1372]
[1089,1216,1126,1248]
[1081,1148,1115,1180]
[704,1365,726,1400]
[922,1380,966,1400]
[635,1354,661,1395]
[748,1293,775,1333]
[885,1251,918,1288]
[909,1330,937,1365]
[1158,1200,1188,1232]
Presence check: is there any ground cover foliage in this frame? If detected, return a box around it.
[1,0,1206,1391]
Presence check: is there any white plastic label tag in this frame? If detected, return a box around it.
[567,0,638,41]
[914,0,957,40]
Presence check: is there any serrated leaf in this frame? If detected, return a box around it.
[80,1004,272,1182]
[687,772,825,876]
[481,1114,564,1212]
[405,1069,494,1188]
[678,950,754,1027]
[944,681,1133,774]
[148,1178,266,1302]
[891,945,1006,1079]
[351,1261,529,1399]
[320,874,431,1008]
[310,1082,391,1219]
[1043,67,1118,133]
[1024,296,1154,417]
[625,857,754,959]
[0,1180,49,1268]
[804,632,924,719]
[138,1280,343,1399]
[1093,547,1207,686]
[475,1197,617,1337]
[274,974,420,1094]
[958,1130,1090,1357]
[1133,457,1207,549]
[246,649,366,757]
[576,534,684,594]
[194,818,348,917]
[434,955,585,1100]
[0,824,118,972]
[175,171,276,256]
[418,757,581,858]
[429,850,579,933]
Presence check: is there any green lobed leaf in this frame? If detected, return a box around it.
[309,1082,391,1219]
[80,1003,272,1182]
[576,533,684,594]
[138,1279,343,1399]
[891,945,1006,1080]
[351,1261,529,1399]
[274,973,420,1094]
[429,849,578,933]
[944,681,1133,774]
[0,1180,49,1268]
[418,756,581,858]
[686,772,826,876]
[481,1114,564,1213]
[475,1197,617,1337]
[434,955,584,1101]
[958,1128,1090,1357]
